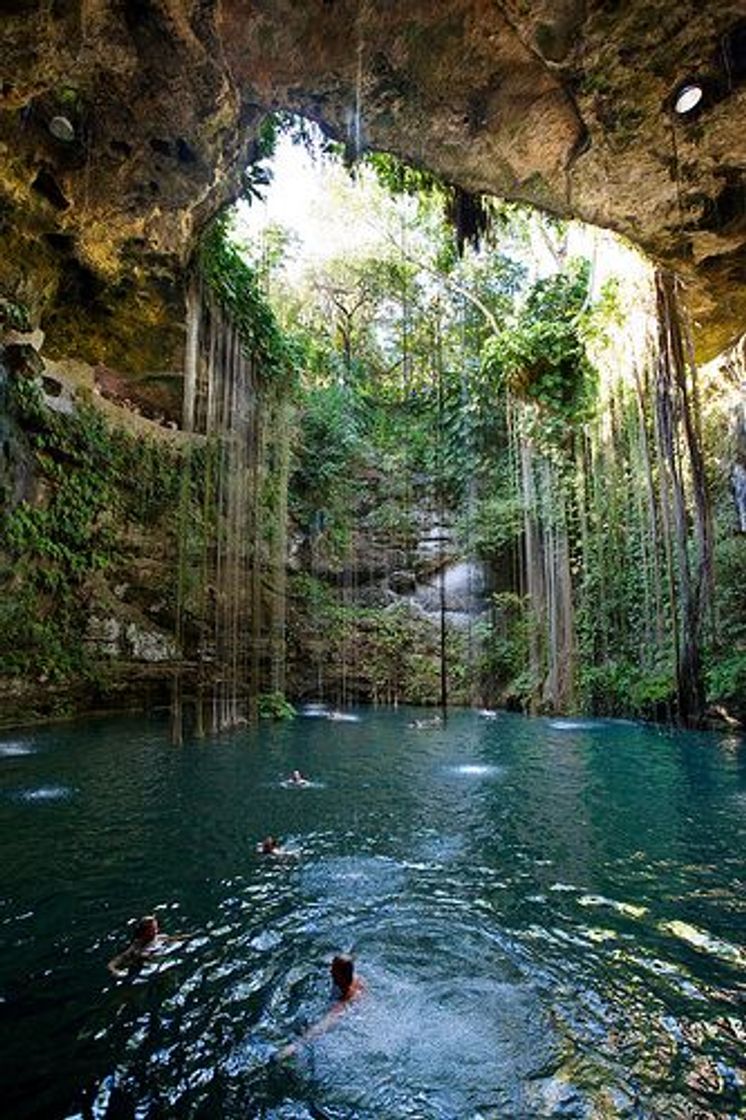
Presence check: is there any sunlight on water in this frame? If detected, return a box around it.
[659,919,746,968]
[578,894,648,918]
[0,708,743,1119]
[14,784,73,802]
[0,742,35,757]
[549,719,606,731]
[299,704,330,718]
[446,763,502,777]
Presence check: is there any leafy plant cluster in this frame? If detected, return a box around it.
[257,691,296,720]
[482,260,598,441]
[197,218,295,384]
[288,384,364,537]
[705,534,746,712]
[0,296,31,332]
[0,377,190,681]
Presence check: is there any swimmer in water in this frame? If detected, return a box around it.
[279,953,365,1058]
[257,835,298,858]
[407,716,442,730]
[107,914,192,977]
[288,769,310,786]
[330,953,365,1002]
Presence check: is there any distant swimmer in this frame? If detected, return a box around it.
[408,716,442,730]
[107,914,193,978]
[288,769,310,787]
[257,835,298,858]
[279,953,365,1058]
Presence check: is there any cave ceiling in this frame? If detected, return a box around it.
[1,0,745,370]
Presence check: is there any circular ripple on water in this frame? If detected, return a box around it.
[300,856,405,904]
[302,912,563,1119]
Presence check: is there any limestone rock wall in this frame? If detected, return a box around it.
[1,1,744,376]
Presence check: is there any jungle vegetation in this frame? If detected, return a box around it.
[1,116,743,727]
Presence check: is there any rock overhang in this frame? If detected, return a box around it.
[0,0,744,371]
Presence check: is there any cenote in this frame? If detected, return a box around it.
[1,709,744,1119]
[3,9,746,1118]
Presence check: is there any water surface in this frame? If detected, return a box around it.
[0,709,744,1118]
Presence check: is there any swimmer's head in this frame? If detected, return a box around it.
[261,836,277,854]
[133,915,158,944]
[331,953,354,995]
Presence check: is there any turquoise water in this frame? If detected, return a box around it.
[0,709,744,1118]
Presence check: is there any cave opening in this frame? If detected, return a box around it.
[1,11,746,1117]
[165,110,737,734]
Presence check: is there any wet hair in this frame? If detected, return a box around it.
[331,953,354,993]
[133,915,158,944]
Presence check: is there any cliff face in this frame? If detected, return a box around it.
[1,1,745,375]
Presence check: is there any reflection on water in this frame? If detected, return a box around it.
[0,742,35,758]
[446,762,502,777]
[549,718,606,731]
[13,784,74,802]
[0,710,744,1118]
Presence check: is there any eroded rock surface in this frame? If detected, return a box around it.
[1,1,744,369]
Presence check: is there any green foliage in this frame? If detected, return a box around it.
[366,152,498,254]
[237,113,281,204]
[197,218,293,382]
[362,498,416,541]
[579,660,675,720]
[1,378,190,681]
[0,296,31,332]
[481,260,598,440]
[706,652,746,709]
[705,534,746,712]
[0,585,87,681]
[366,152,446,203]
[258,691,296,719]
[480,591,530,693]
[581,277,624,346]
[289,385,363,531]
[464,495,523,558]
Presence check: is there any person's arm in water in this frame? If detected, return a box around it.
[107,942,143,977]
[107,915,195,977]
[279,956,364,1058]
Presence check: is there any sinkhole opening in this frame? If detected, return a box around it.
[170,109,717,734]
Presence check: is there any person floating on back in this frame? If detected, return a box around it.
[107,914,192,978]
[279,953,365,1058]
